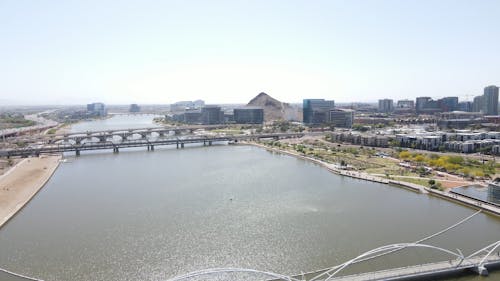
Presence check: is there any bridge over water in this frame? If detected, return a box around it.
[3,124,236,144]
[0,132,304,157]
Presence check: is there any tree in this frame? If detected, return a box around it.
[399,151,411,159]
[414,155,425,163]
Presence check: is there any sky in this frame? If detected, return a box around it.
[0,0,499,105]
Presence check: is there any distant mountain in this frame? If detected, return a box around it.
[247,92,299,121]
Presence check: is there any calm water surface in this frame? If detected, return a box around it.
[71,114,162,132]
[0,116,499,281]
[453,185,500,206]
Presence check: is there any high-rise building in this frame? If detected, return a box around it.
[378,99,394,113]
[472,96,483,112]
[303,99,335,124]
[483,85,499,115]
[233,107,264,124]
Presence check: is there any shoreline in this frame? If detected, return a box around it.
[243,141,500,217]
[0,154,61,229]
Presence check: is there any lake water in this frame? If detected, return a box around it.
[0,115,499,281]
[452,185,500,206]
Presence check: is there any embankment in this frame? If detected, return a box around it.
[0,155,61,228]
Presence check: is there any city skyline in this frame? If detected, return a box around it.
[1,0,500,105]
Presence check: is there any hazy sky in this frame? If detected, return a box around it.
[1,0,499,105]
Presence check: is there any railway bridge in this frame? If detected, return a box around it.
[0,132,303,157]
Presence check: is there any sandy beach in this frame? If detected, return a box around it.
[0,155,61,228]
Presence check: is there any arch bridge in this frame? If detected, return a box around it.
[0,132,304,157]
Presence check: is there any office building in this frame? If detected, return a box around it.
[483,85,499,115]
[87,102,107,116]
[184,110,202,124]
[473,96,483,112]
[303,99,335,124]
[416,97,431,113]
[416,97,440,114]
[438,97,459,112]
[397,99,414,109]
[201,106,224,125]
[233,107,264,124]
[378,99,394,113]
[329,109,353,128]
[458,101,472,112]
[129,104,141,113]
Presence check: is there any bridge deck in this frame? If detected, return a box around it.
[327,256,500,281]
[0,133,304,157]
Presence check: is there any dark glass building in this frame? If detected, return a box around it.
[303,99,335,124]
[201,106,224,124]
[234,107,264,124]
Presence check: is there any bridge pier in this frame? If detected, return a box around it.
[150,145,154,151]
[208,140,212,146]
[75,149,80,156]
[181,142,184,148]
[113,147,119,153]
[176,141,179,149]
[471,265,489,276]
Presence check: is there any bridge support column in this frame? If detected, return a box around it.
[472,266,489,276]
[150,145,154,151]
[176,141,179,149]
[181,143,184,148]
[208,141,212,146]
[113,147,119,153]
[75,149,80,156]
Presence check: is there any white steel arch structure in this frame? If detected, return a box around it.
[309,242,465,281]
[166,267,302,281]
